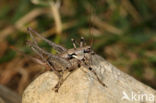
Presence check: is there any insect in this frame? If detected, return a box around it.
[27,27,106,92]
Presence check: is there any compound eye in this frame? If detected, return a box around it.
[67,53,77,59]
[71,53,76,55]
[84,48,91,53]
[91,51,95,55]
[67,54,73,59]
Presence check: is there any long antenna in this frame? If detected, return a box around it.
[89,2,94,47]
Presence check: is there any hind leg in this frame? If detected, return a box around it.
[27,27,67,53]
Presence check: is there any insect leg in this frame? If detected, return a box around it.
[53,74,64,92]
[28,42,73,92]
[53,61,80,92]
[27,27,67,53]
[27,41,62,77]
[88,67,106,87]
[27,28,72,73]
[27,41,53,57]
[27,41,72,70]
[82,58,107,87]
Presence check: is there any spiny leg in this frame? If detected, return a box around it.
[27,27,75,92]
[27,41,61,76]
[27,41,53,58]
[88,67,106,87]
[27,39,72,72]
[27,31,51,64]
[53,60,81,92]
[28,42,71,92]
[27,32,65,92]
[82,58,107,87]
[27,27,67,53]
[27,28,51,57]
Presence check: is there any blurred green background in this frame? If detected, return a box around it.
[0,0,155,95]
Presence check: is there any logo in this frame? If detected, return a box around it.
[121,91,155,102]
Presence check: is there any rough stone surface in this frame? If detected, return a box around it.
[0,97,5,103]
[22,55,156,103]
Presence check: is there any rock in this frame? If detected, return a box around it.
[22,55,156,103]
[22,67,109,103]
[0,97,5,103]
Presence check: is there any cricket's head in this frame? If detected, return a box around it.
[83,46,94,54]
[63,37,95,64]
[70,45,95,61]
[82,45,95,60]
